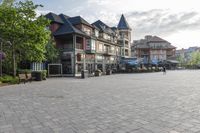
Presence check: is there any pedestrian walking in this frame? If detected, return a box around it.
[163,66,166,75]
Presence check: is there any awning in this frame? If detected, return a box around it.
[167,60,179,64]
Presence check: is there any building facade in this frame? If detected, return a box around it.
[131,35,176,65]
[45,13,132,76]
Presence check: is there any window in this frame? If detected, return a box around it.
[95,30,99,37]
[103,33,108,40]
[110,46,115,53]
[86,39,90,50]
[96,55,103,61]
[86,39,96,51]
[83,27,91,35]
[98,43,103,52]
[91,39,96,50]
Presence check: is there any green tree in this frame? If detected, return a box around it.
[45,38,59,63]
[0,0,50,76]
[1,0,15,7]
[190,51,200,67]
[176,55,185,67]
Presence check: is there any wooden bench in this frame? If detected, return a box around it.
[18,73,33,84]
[18,74,26,84]
[26,73,32,82]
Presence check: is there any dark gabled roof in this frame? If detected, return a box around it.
[92,24,100,31]
[53,19,87,36]
[59,14,70,23]
[117,14,131,30]
[45,12,64,24]
[92,20,109,29]
[68,16,92,27]
[92,20,115,35]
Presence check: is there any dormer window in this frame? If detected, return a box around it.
[83,27,91,35]
[95,29,99,37]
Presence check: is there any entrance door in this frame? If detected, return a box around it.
[61,53,73,75]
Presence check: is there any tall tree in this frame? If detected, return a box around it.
[0,0,50,76]
[45,38,59,63]
[190,51,200,66]
[1,0,15,7]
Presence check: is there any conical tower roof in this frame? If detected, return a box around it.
[117,14,131,30]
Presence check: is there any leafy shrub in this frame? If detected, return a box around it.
[0,75,19,84]
[18,69,32,74]
[42,70,47,80]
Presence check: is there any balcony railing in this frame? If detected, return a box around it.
[104,49,115,55]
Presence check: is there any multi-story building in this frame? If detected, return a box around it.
[176,46,200,63]
[132,35,176,65]
[45,13,131,76]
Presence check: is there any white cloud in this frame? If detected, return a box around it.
[35,9,53,17]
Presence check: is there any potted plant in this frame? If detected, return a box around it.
[95,69,102,76]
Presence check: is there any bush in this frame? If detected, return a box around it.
[0,75,19,84]
[42,70,47,80]
[95,69,102,76]
[18,69,32,74]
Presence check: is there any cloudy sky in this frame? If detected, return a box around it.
[32,0,200,49]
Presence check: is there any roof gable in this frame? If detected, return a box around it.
[92,20,115,35]
[117,14,131,30]
[53,19,87,36]
[68,16,92,27]
[59,14,70,23]
[92,20,110,29]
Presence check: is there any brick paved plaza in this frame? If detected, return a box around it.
[0,70,200,133]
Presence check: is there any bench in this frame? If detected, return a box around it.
[26,73,32,82]
[18,74,26,84]
[18,73,33,84]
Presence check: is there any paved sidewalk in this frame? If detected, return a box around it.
[0,70,200,133]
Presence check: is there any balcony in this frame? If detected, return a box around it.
[59,43,73,52]
[104,50,115,55]
[167,51,174,56]
[118,35,129,40]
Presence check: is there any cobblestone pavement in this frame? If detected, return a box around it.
[0,70,200,133]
